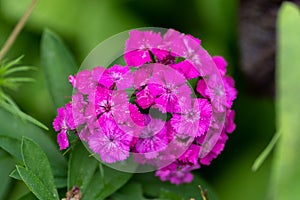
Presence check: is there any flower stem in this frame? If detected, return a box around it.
[0,0,39,62]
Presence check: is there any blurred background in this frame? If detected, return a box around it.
[0,0,279,199]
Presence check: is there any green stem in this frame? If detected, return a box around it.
[0,0,39,62]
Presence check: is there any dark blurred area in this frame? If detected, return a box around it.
[239,0,300,96]
[0,0,284,199]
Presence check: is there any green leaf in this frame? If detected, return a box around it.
[21,137,58,198]
[110,182,147,200]
[4,66,36,76]
[0,108,67,186]
[82,164,133,200]
[0,89,48,131]
[0,135,22,161]
[9,169,22,180]
[271,2,300,199]
[0,150,15,199]
[18,192,38,200]
[0,134,67,187]
[68,143,98,192]
[252,131,280,171]
[132,172,219,200]
[159,189,182,200]
[16,165,59,200]
[41,29,78,108]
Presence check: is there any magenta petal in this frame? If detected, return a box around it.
[136,86,155,109]
[172,60,200,79]
[53,107,65,131]
[57,130,69,150]
[225,110,236,133]
[213,56,227,76]
[178,144,200,164]
[124,50,151,67]
[88,120,132,163]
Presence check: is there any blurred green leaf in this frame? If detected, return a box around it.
[21,137,59,199]
[0,108,67,185]
[68,143,98,192]
[18,192,38,200]
[82,164,132,200]
[110,182,147,200]
[132,172,218,200]
[252,131,280,171]
[16,165,59,200]
[271,2,300,199]
[0,56,48,130]
[0,150,15,199]
[41,29,77,108]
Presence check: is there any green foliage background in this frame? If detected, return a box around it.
[0,0,299,199]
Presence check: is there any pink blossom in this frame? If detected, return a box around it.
[53,103,75,150]
[178,144,201,165]
[199,132,228,165]
[148,66,192,113]
[135,119,168,159]
[171,60,200,79]
[225,110,236,133]
[171,98,212,137]
[91,66,105,83]
[71,93,86,127]
[125,30,163,66]
[88,87,129,123]
[129,104,145,126]
[213,56,227,76]
[52,28,237,185]
[136,85,155,109]
[88,120,132,163]
[162,29,201,65]
[57,130,69,150]
[73,70,95,94]
[155,162,200,185]
[99,65,132,90]
[223,76,237,108]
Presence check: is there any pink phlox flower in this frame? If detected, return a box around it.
[197,75,227,112]
[213,56,227,76]
[198,131,228,165]
[68,75,76,88]
[148,66,192,113]
[223,76,237,108]
[136,85,156,109]
[132,65,154,89]
[88,120,132,163]
[53,103,75,150]
[155,161,200,185]
[135,118,168,159]
[71,93,87,127]
[88,87,129,123]
[114,104,146,138]
[73,70,96,94]
[162,29,202,67]
[171,98,212,137]
[171,60,200,79]
[57,130,69,151]
[125,30,163,66]
[99,65,132,90]
[225,109,236,133]
[178,144,201,165]
[91,66,106,83]
[129,103,146,127]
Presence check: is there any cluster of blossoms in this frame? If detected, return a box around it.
[53,29,237,185]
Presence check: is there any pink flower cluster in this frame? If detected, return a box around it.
[53,29,237,185]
